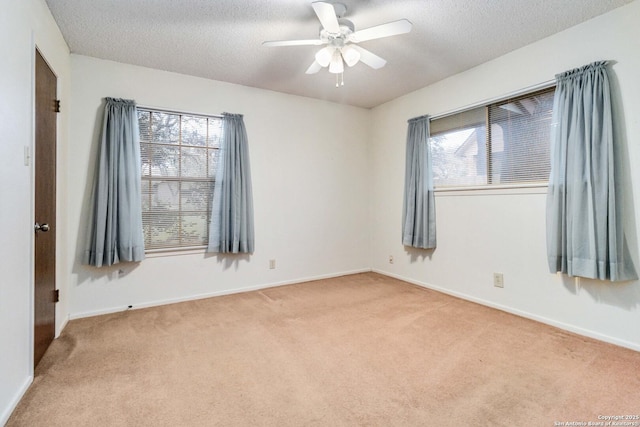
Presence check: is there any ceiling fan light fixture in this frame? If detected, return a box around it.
[340,45,360,67]
[262,1,412,82]
[315,46,334,67]
[329,51,344,74]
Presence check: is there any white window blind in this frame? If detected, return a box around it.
[430,87,555,188]
[138,108,222,251]
[430,106,487,187]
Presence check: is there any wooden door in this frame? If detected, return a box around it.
[34,49,57,368]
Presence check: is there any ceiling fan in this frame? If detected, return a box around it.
[263,1,412,85]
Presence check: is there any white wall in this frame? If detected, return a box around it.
[0,0,70,424]
[67,55,371,318]
[370,0,640,350]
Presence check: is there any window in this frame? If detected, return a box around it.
[138,108,222,251]
[430,87,555,188]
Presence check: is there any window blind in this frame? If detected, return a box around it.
[138,109,222,251]
[487,88,554,184]
[430,86,555,188]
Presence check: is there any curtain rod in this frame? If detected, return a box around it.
[137,103,224,119]
[429,78,556,121]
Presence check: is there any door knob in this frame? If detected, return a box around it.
[34,222,50,232]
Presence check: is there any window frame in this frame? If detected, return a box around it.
[137,106,223,254]
[429,81,556,192]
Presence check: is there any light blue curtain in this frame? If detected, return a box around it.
[207,113,255,253]
[83,98,145,267]
[546,61,636,281]
[402,115,436,249]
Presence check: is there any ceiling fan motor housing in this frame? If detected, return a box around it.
[331,3,347,18]
[320,19,355,47]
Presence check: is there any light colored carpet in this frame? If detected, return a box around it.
[8,272,640,426]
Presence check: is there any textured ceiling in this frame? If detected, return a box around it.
[45,0,633,108]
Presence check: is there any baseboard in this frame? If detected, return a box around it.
[55,313,69,338]
[0,375,32,426]
[69,268,372,320]
[373,269,640,353]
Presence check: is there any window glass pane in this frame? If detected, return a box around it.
[488,89,554,184]
[143,212,182,249]
[150,180,180,210]
[151,112,179,144]
[141,180,151,211]
[180,214,209,245]
[181,181,211,212]
[151,145,180,177]
[208,119,222,148]
[431,125,487,187]
[182,116,207,147]
[140,142,151,177]
[138,111,151,142]
[181,147,208,178]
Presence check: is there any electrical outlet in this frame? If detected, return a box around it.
[493,273,504,288]
[389,255,394,264]
[269,259,276,269]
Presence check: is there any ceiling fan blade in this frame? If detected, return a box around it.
[263,39,324,47]
[350,46,386,69]
[306,60,323,74]
[349,19,412,43]
[312,1,340,34]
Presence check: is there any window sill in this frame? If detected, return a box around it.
[434,182,548,196]
[144,246,207,258]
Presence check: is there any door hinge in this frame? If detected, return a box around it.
[53,289,60,303]
[54,100,61,113]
